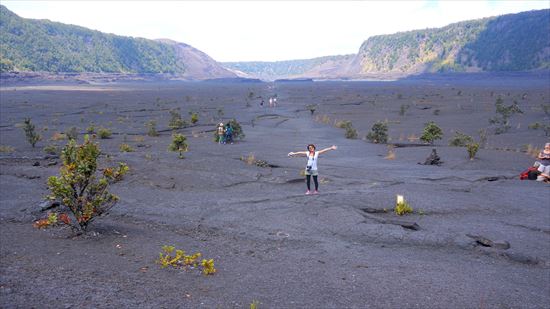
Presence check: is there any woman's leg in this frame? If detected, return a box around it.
[313,175,319,191]
[306,175,311,191]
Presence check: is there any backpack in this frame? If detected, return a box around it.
[520,167,540,180]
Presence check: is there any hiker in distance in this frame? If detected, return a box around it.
[288,144,337,195]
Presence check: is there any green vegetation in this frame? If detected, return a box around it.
[420,121,443,145]
[146,120,158,137]
[43,144,59,155]
[46,136,128,232]
[466,143,479,160]
[489,97,523,134]
[66,126,78,141]
[335,120,357,139]
[98,127,112,139]
[229,119,245,140]
[119,143,134,152]
[190,112,199,124]
[366,121,388,144]
[395,201,413,216]
[168,109,185,130]
[168,133,188,159]
[448,131,474,147]
[0,5,185,73]
[306,104,317,115]
[157,245,216,275]
[356,9,549,73]
[22,117,41,147]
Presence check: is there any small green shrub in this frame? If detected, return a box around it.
[146,120,159,137]
[466,143,479,160]
[395,201,413,216]
[43,144,59,155]
[23,117,41,148]
[168,133,188,158]
[66,127,78,141]
[366,121,388,144]
[448,131,474,147]
[190,112,199,124]
[229,119,245,140]
[345,125,358,139]
[420,121,443,145]
[47,136,128,232]
[306,104,317,115]
[168,109,186,130]
[86,125,95,134]
[156,245,216,275]
[98,128,112,139]
[0,145,15,153]
[335,120,352,129]
[119,143,134,152]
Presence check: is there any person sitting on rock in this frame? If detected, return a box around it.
[288,144,337,195]
[535,142,550,182]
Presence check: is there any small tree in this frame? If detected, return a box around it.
[168,133,188,159]
[306,104,317,115]
[448,131,473,147]
[189,112,199,124]
[420,121,443,145]
[47,136,128,232]
[466,143,479,160]
[489,97,523,134]
[366,121,388,144]
[23,117,41,148]
[147,120,159,137]
[229,119,245,140]
[168,109,185,130]
[66,126,78,141]
[399,104,409,116]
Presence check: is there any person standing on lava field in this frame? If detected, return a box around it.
[288,144,337,195]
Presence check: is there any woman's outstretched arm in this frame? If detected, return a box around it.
[318,145,338,154]
[288,151,308,157]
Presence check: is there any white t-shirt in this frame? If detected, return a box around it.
[306,151,319,171]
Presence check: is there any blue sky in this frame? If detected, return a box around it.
[3,1,549,62]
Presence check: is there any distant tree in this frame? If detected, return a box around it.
[168,133,188,159]
[366,121,388,144]
[420,121,443,145]
[23,117,41,148]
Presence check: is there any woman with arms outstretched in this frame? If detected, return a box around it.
[288,144,337,194]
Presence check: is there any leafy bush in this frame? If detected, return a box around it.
[306,104,317,115]
[229,119,245,140]
[66,126,78,141]
[46,136,128,232]
[466,143,479,160]
[119,143,134,152]
[98,128,112,139]
[23,117,41,147]
[448,131,474,147]
[345,125,358,139]
[157,245,216,275]
[190,112,199,124]
[0,145,15,153]
[168,133,188,158]
[335,120,352,129]
[395,201,413,216]
[168,109,185,130]
[146,120,159,137]
[86,125,95,134]
[366,121,388,144]
[420,121,443,145]
[43,144,59,155]
[489,97,523,134]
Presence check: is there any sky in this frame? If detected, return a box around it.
[2,1,549,62]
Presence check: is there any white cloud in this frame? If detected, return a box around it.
[2,0,548,62]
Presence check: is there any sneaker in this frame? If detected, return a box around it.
[305,190,311,195]
[313,190,319,194]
